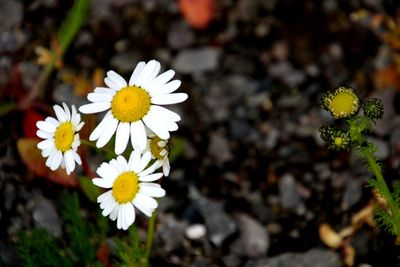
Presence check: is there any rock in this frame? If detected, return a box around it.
[185,224,207,240]
[0,243,20,266]
[172,47,220,74]
[168,21,195,49]
[278,173,306,215]
[4,183,15,210]
[53,83,87,107]
[110,52,140,74]
[158,214,187,252]
[367,137,389,160]
[0,0,23,34]
[341,179,363,211]
[190,188,237,247]
[32,196,62,237]
[231,214,269,259]
[208,132,233,165]
[245,248,341,267]
[372,90,396,136]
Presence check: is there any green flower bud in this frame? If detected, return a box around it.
[328,130,352,151]
[319,124,335,142]
[363,98,384,120]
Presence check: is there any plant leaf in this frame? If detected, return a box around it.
[17,138,78,187]
[79,176,101,202]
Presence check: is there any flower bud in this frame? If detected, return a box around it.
[363,98,384,120]
[321,87,360,119]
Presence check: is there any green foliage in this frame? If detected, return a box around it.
[374,208,396,235]
[17,229,73,267]
[58,0,90,53]
[320,87,400,239]
[0,102,17,118]
[62,193,97,264]
[79,176,101,202]
[17,193,105,266]
[169,137,186,163]
[114,226,146,267]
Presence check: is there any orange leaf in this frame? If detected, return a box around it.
[178,0,214,29]
[17,138,78,187]
[373,65,400,91]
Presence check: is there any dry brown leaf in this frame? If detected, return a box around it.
[319,223,343,249]
[343,244,355,267]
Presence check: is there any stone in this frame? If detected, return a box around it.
[172,47,220,74]
[231,214,269,259]
[32,196,62,237]
[185,224,207,240]
[245,248,341,267]
[207,132,233,165]
[341,179,363,211]
[190,187,237,247]
[278,173,306,215]
[0,0,23,34]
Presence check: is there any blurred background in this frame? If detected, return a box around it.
[1,0,400,266]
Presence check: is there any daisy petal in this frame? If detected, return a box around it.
[93,178,113,188]
[139,173,163,182]
[79,102,111,114]
[53,105,67,122]
[142,111,170,140]
[36,130,53,139]
[116,155,128,171]
[96,117,118,148]
[117,205,124,229]
[128,149,141,171]
[122,203,135,230]
[137,60,157,87]
[89,111,112,141]
[94,87,116,95]
[45,117,60,127]
[130,120,147,151]
[151,69,175,88]
[153,80,181,96]
[50,151,62,170]
[115,122,130,155]
[107,70,127,88]
[37,121,56,133]
[132,198,153,217]
[97,162,119,180]
[139,186,166,198]
[62,103,71,121]
[163,159,170,176]
[129,61,146,86]
[110,203,119,221]
[98,190,113,203]
[101,198,116,217]
[64,150,76,174]
[88,93,113,103]
[135,193,158,209]
[139,161,162,176]
[135,151,151,173]
[38,139,54,150]
[149,105,181,122]
[104,77,121,91]
[151,93,188,105]
[73,152,82,165]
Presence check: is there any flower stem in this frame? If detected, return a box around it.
[363,148,400,236]
[144,209,158,266]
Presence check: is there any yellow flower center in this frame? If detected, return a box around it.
[111,86,151,122]
[329,91,358,118]
[150,137,168,160]
[54,122,75,152]
[112,171,139,204]
[334,137,343,146]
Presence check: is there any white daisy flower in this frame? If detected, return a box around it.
[93,150,166,230]
[36,103,84,175]
[146,134,170,176]
[79,59,187,155]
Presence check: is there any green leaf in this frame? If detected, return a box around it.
[58,0,90,53]
[0,102,16,117]
[79,176,101,202]
[169,137,186,163]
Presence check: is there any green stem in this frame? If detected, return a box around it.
[144,209,158,266]
[80,139,115,158]
[363,149,400,235]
